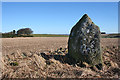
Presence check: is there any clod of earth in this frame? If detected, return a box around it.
[1,45,119,78]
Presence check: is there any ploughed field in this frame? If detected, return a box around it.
[1,37,120,78]
[2,37,119,54]
[2,37,68,55]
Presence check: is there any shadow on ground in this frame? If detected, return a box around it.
[40,52,81,66]
[40,52,103,71]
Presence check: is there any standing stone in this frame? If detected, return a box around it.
[68,14,102,67]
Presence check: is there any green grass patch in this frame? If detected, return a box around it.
[101,34,120,38]
[32,34,69,37]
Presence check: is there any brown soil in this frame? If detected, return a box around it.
[1,37,120,79]
[2,37,68,55]
[2,37,119,54]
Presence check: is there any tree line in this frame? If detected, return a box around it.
[2,28,33,38]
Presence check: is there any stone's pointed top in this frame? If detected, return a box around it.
[82,14,90,20]
[78,14,92,24]
[83,14,89,17]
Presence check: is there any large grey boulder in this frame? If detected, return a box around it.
[68,14,102,67]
